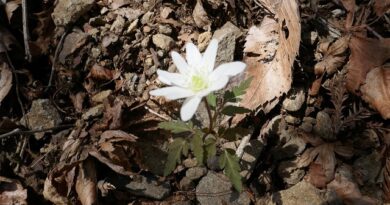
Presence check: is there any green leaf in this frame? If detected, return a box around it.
[219,149,242,192]
[164,138,189,176]
[191,133,204,165]
[204,136,216,159]
[221,106,251,116]
[224,76,253,103]
[158,121,193,133]
[206,93,217,108]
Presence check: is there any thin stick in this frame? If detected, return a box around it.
[22,0,31,62]
[144,105,170,121]
[235,134,250,159]
[45,30,67,92]
[0,124,74,139]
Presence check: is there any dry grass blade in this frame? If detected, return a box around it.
[0,62,12,104]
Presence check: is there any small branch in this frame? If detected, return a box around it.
[144,105,170,121]
[235,134,250,159]
[22,0,31,62]
[0,124,74,139]
[45,30,67,92]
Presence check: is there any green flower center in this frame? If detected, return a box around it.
[190,75,208,92]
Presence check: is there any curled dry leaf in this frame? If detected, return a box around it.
[346,36,390,94]
[340,0,356,29]
[360,65,390,119]
[237,0,300,121]
[76,159,97,205]
[193,0,211,30]
[4,0,21,23]
[0,62,12,105]
[109,0,130,10]
[88,64,118,81]
[374,0,390,16]
[314,36,349,75]
[305,163,327,188]
[0,176,27,205]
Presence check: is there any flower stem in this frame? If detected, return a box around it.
[204,99,213,133]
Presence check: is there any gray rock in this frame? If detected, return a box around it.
[52,0,95,26]
[313,111,334,140]
[180,176,195,190]
[300,117,315,132]
[186,167,207,180]
[212,22,242,66]
[196,172,250,205]
[282,88,306,112]
[241,139,264,179]
[277,159,305,186]
[183,158,198,168]
[141,35,151,48]
[266,181,328,205]
[126,175,171,200]
[20,99,62,139]
[152,34,174,51]
[114,8,143,22]
[274,127,306,160]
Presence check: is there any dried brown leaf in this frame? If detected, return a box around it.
[110,0,130,9]
[340,0,356,28]
[76,159,97,205]
[360,65,390,119]
[4,0,21,23]
[346,36,390,94]
[314,36,349,75]
[88,64,114,81]
[383,157,390,202]
[0,62,12,104]
[315,143,336,182]
[31,10,55,55]
[193,0,210,30]
[238,0,300,120]
[374,0,390,16]
[89,149,135,177]
[305,163,327,188]
[0,26,17,53]
[99,130,138,144]
[0,176,27,205]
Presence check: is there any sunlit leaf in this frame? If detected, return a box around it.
[158,121,193,133]
[206,93,217,108]
[191,132,204,165]
[204,135,216,159]
[164,138,189,176]
[219,149,242,192]
[222,106,251,116]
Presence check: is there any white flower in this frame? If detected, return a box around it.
[150,39,246,121]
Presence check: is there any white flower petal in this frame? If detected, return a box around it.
[180,96,202,121]
[210,62,246,80]
[157,69,186,86]
[171,52,190,74]
[186,42,202,67]
[208,76,229,92]
[201,39,218,72]
[149,86,194,100]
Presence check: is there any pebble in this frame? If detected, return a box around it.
[152,34,175,51]
[125,175,171,200]
[282,88,306,112]
[141,11,154,25]
[186,167,207,180]
[198,31,212,52]
[52,0,95,26]
[313,111,334,140]
[159,24,172,35]
[183,158,198,168]
[212,22,242,66]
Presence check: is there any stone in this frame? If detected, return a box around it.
[179,177,195,190]
[91,90,112,103]
[183,158,198,168]
[125,175,171,200]
[141,11,154,25]
[265,181,331,205]
[110,15,125,35]
[126,19,139,34]
[114,8,143,21]
[152,34,174,51]
[313,111,334,140]
[274,127,306,160]
[141,35,150,48]
[196,172,250,205]
[282,88,306,112]
[277,159,305,186]
[212,22,242,66]
[300,117,315,132]
[160,7,173,19]
[58,30,88,64]
[186,167,207,180]
[240,139,264,179]
[20,99,62,139]
[52,0,95,26]
[82,104,104,120]
[353,151,381,184]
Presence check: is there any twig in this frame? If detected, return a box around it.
[22,0,31,62]
[0,124,74,139]
[235,134,250,159]
[45,30,67,92]
[144,105,170,121]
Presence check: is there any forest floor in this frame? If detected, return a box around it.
[0,0,390,204]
